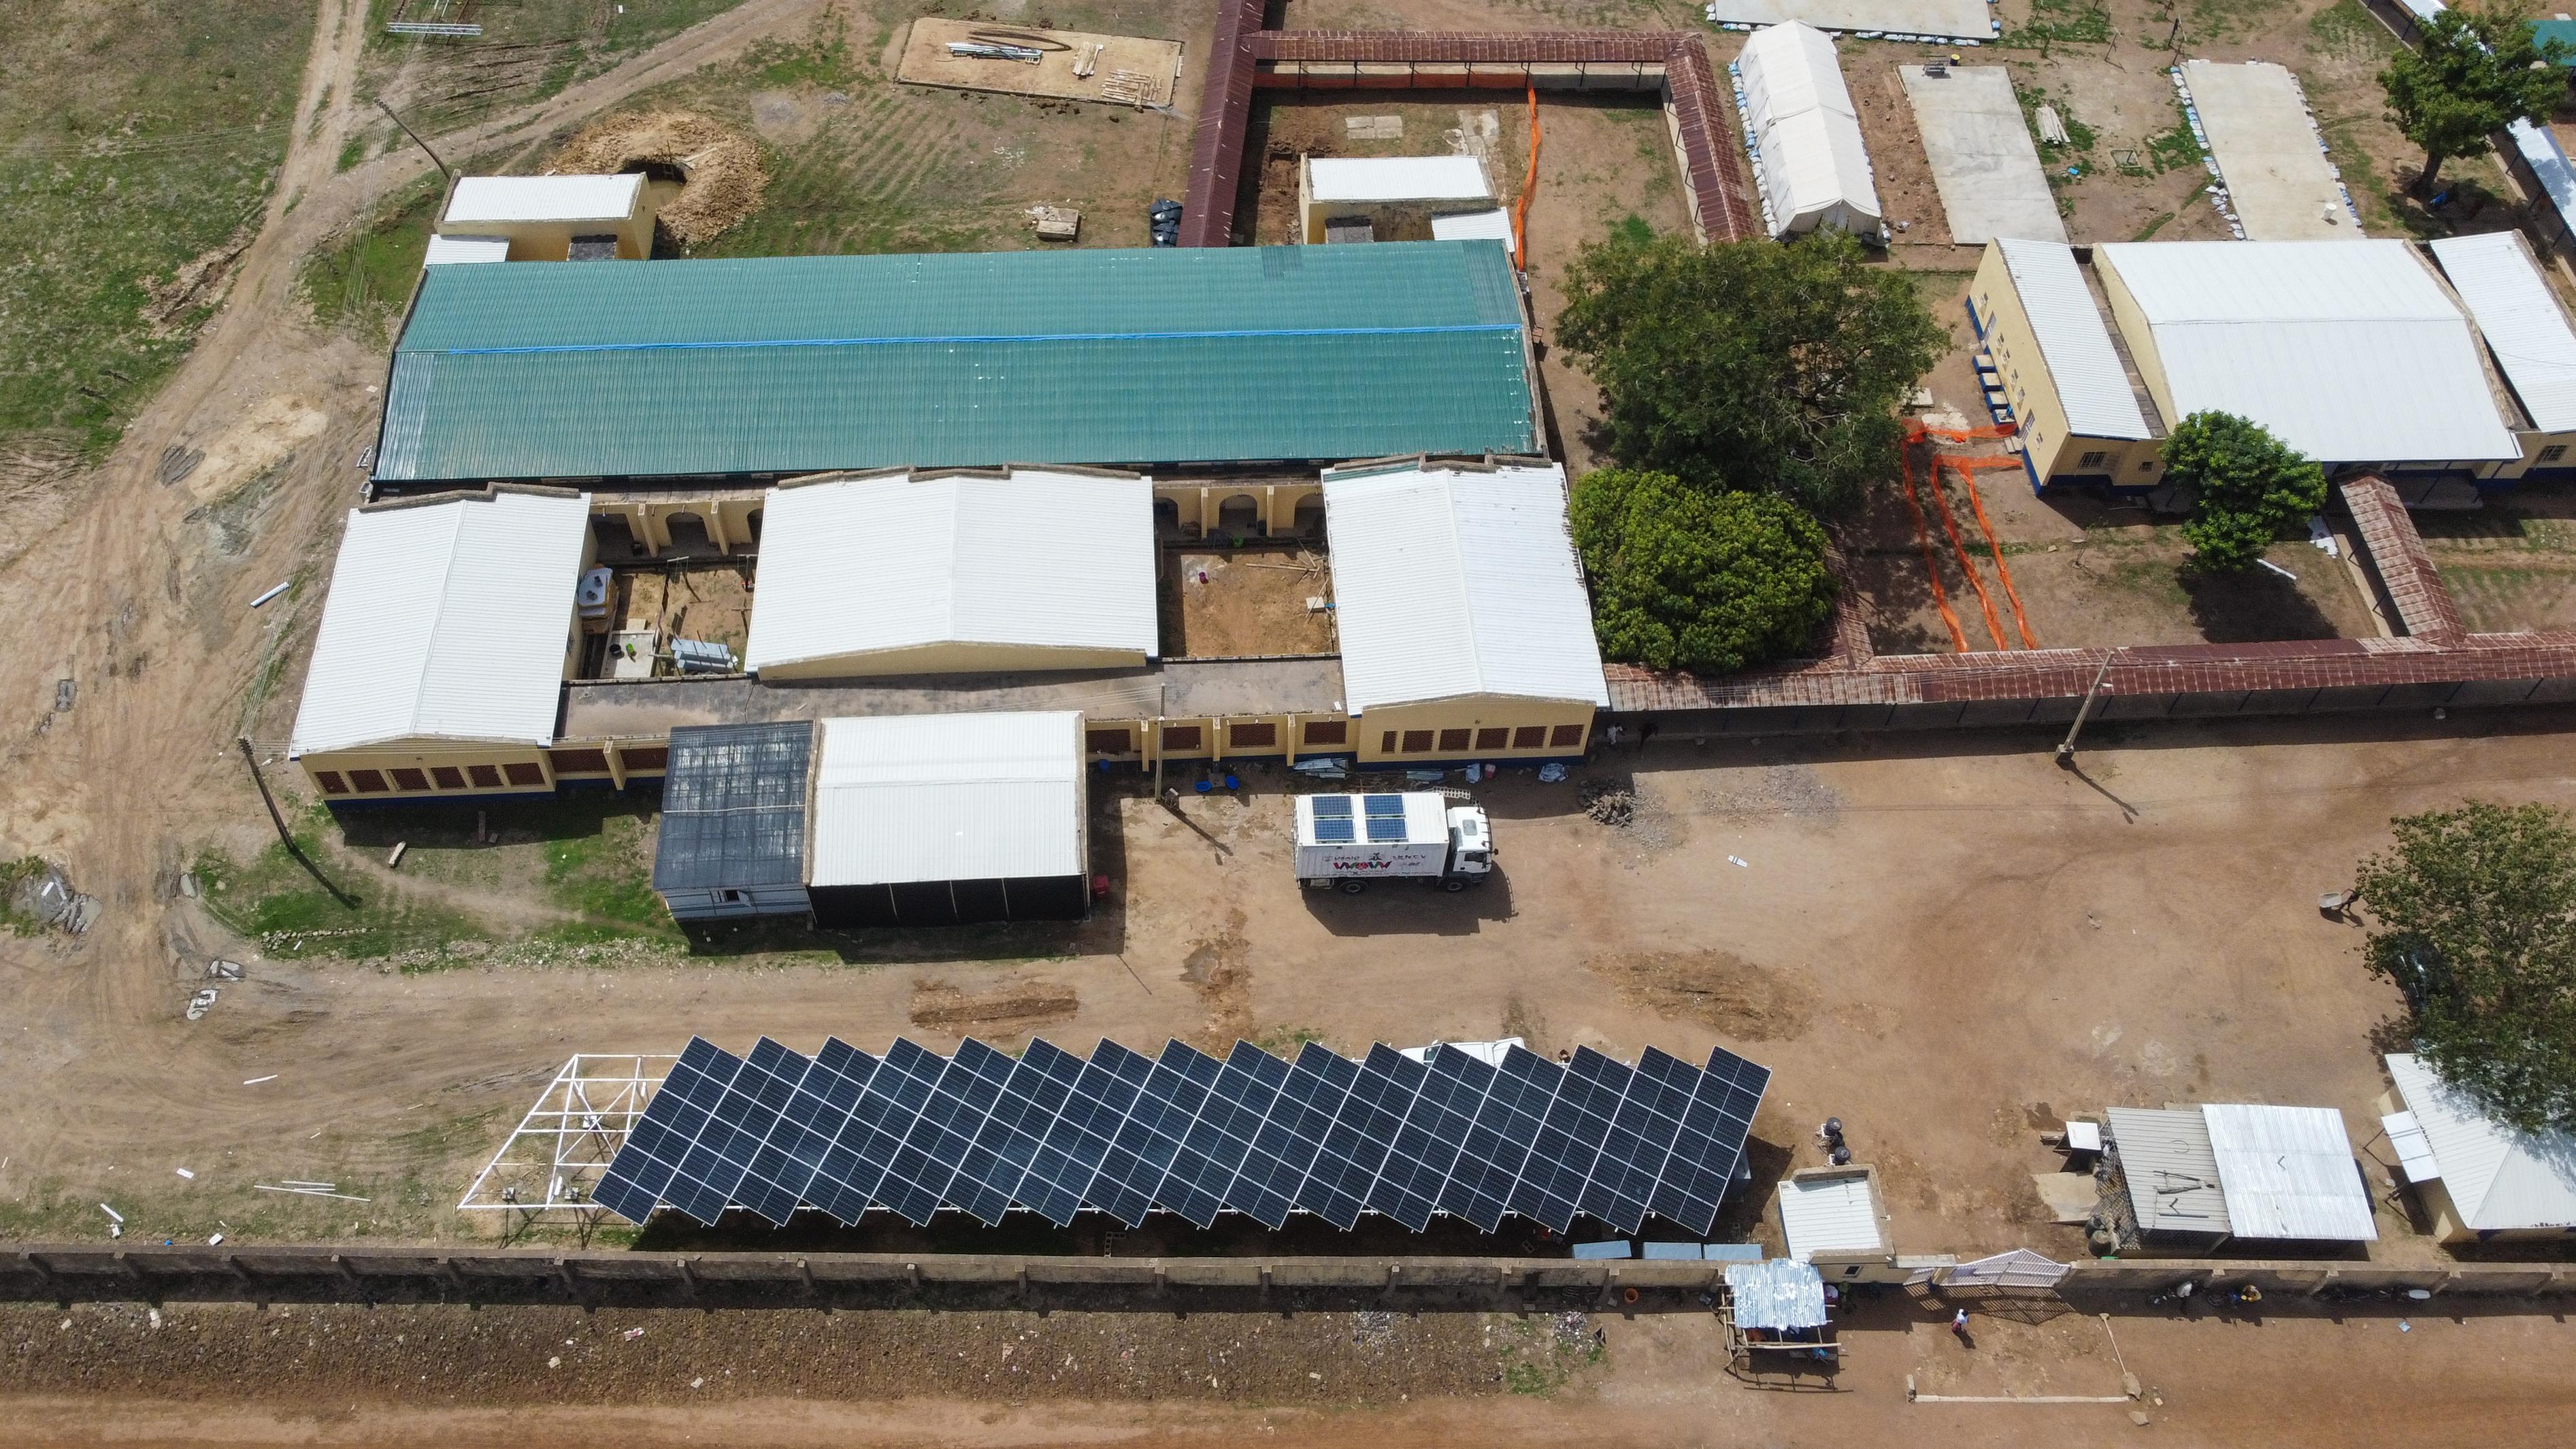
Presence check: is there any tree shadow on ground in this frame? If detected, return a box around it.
[2181,562,2341,642]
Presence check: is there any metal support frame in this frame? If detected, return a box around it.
[458,1054,673,1226]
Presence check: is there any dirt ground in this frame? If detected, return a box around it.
[7,1290,2576,1446]
[2417,481,2576,635]
[1162,546,1337,659]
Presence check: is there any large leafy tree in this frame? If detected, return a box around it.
[1570,469,1837,673]
[2164,410,2328,573]
[1553,231,1946,517]
[2354,801,2576,1133]
[2381,12,2572,193]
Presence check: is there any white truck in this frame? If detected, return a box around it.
[1293,792,1494,893]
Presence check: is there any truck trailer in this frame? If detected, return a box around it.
[1292,792,1493,893]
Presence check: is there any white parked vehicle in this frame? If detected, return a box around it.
[1293,792,1494,893]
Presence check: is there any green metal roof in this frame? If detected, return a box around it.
[2537,19,2576,63]
[375,242,1536,482]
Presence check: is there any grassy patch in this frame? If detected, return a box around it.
[0,1,315,456]
[1608,212,1655,247]
[1249,1025,1328,1055]
[542,814,676,934]
[365,1,753,133]
[2001,0,2113,49]
[2145,112,2203,176]
[195,838,486,961]
[2308,0,2390,57]
[2132,210,2177,242]
[0,855,54,935]
[2192,0,2289,43]
[299,175,444,339]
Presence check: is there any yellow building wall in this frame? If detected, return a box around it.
[1973,244,2168,490]
[1354,699,1595,764]
[591,496,765,557]
[2092,254,2177,427]
[1153,480,1325,539]
[437,212,654,261]
[755,642,1151,682]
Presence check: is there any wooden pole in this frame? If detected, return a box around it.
[237,737,357,906]
[375,99,450,180]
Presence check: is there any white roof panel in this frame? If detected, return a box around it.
[291,489,591,755]
[746,470,1158,675]
[423,234,510,265]
[443,173,643,225]
[1997,239,2151,440]
[1777,1171,1887,1262]
[2095,241,2518,463]
[2201,1103,2378,1242]
[2431,230,2576,433]
[1738,22,1881,236]
[2382,1110,2442,1185]
[1322,461,1609,714]
[1307,155,1493,203]
[2387,1053,2576,1232]
[808,713,1083,887]
[2107,1106,2232,1235]
[1430,208,1517,245]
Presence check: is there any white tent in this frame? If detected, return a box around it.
[1736,22,1882,239]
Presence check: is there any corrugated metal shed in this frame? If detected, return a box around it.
[1737,22,1881,238]
[2430,231,2576,434]
[806,712,1083,888]
[2094,241,2520,464]
[1308,155,1493,203]
[2107,1106,2232,1236]
[1775,1169,1887,1263]
[374,244,1536,482]
[652,722,812,893]
[290,488,590,756]
[443,173,642,224]
[744,470,1157,677]
[1997,239,2151,440]
[1725,1259,1828,1330]
[423,234,510,266]
[1322,460,1610,714]
[2202,1103,2378,1242]
[2388,1053,2576,1231]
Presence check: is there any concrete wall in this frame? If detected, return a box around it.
[592,495,765,558]
[302,739,671,803]
[1155,480,1325,539]
[1353,699,1594,764]
[437,207,655,262]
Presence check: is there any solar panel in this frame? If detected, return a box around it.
[594,1032,1770,1236]
[1364,815,1410,843]
[1312,817,1356,843]
[1364,794,1406,816]
[1311,796,1353,818]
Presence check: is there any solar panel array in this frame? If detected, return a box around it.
[591,1035,1770,1237]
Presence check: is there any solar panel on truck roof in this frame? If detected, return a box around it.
[1365,816,1410,842]
[1312,796,1353,817]
[1313,817,1356,843]
[594,1033,1768,1235]
[1364,795,1406,816]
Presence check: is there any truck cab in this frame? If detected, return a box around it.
[1446,805,1493,880]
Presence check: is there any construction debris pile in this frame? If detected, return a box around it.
[1579,780,1636,828]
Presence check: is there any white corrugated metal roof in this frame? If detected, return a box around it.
[2201,1103,2378,1242]
[1996,239,2151,440]
[2095,241,2519,463]
[2387,1054,2576,1232]
[423,234,510,265]
[745,470,1157,676]
[2107,1107,2232,1235]
[1777,1170,1887,1262]
[1307,155,1493,203]
[443,173,643,224]
[2431,231,2576,433]
[1738,22,1881,236]
[1430,208,1517,245]
[807,713,1083,888]
[291,489,591,755]
[1322,461,1609,714]
[2383,1110,2441,1184]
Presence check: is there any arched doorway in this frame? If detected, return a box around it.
[1153,497,1182,537]
[1217,493,1262,537]
[1291,493,1325,539]
[664,510,712,554]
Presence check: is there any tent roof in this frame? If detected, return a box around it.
[1738,22,1881,233]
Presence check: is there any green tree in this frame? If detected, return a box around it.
[2354,801,2576,1133]
[2164,411,2328,573]
[1569,469,1837,673]
[2380,12,2572,194]
[1553,231,1946,517]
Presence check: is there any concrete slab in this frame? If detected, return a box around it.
[2181,61,2361,239]
[1899,65,2067,244]
[1708,0,1997,44]
[895,19,1182,108]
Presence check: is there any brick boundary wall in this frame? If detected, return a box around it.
[3,1244,2565,1308]
[2341,476,2466,644]
[10,1240,2565,1307]
[1181,13,1755,247]
[1609,476,2576,733]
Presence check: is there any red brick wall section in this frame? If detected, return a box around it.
[2339,476,2466,644]
[1187,25,1757,247]
[1606,631,2576,714]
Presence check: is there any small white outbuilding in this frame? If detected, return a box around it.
[1735,22,1883,240]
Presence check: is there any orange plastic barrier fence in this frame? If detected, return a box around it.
[1897,442,1971,654]
[1945,454,2038,648]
